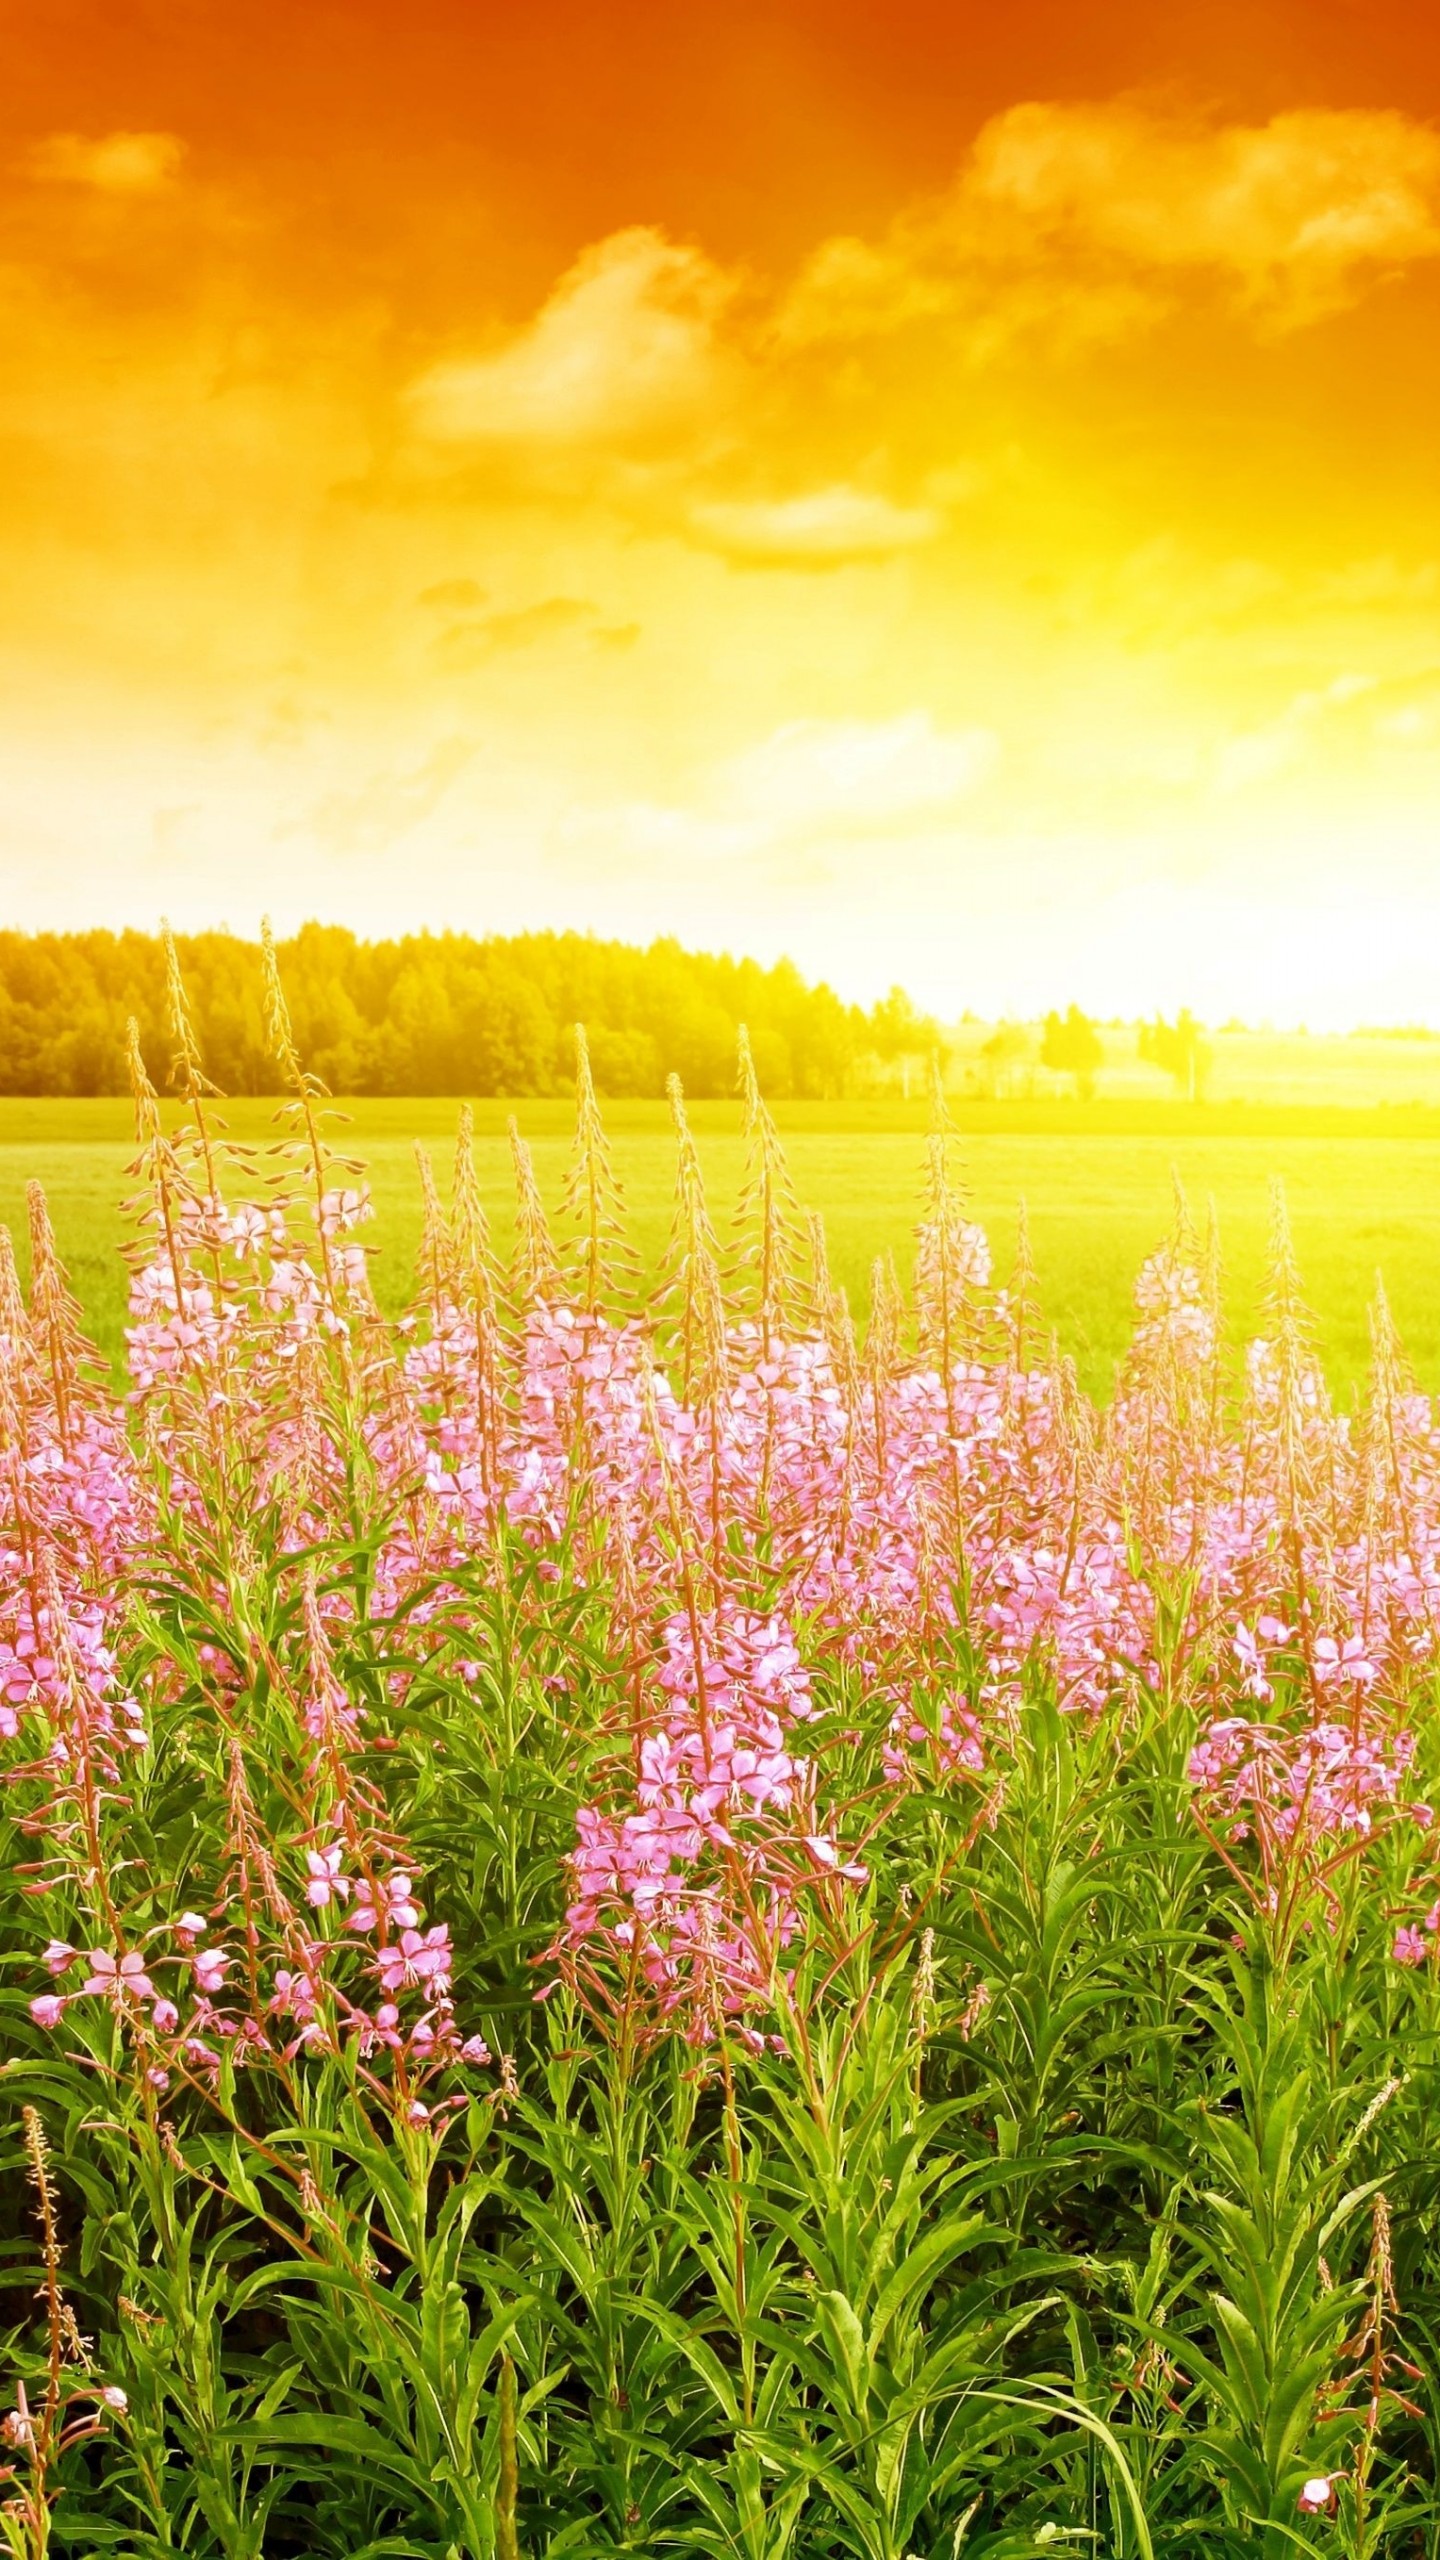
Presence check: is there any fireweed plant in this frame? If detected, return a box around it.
[0,944,1439,2555]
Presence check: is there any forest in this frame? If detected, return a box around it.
[0,926,934,1100]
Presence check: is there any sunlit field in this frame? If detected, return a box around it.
[9,1093,1440,1406]
[9,987,1440,2554]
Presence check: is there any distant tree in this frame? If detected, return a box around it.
[1040,1005,1103,1101]
[1138,1009,1212,1101]
[978,1021,1032,1099]
[867,985,941,1098]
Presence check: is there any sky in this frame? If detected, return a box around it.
[7,0,1440,1024]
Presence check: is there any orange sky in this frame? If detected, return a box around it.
[8,0,1440,1022]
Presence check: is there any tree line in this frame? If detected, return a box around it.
[0,925,941,1099]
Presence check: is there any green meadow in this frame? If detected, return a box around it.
[5,1094,1440,1407]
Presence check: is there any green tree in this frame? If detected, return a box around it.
[1139,1008,1212,1101]
[1040,1003,1104,1100]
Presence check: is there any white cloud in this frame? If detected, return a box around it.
[689,484,943,565]
[780,101,1440,347]
[407,227,733,448]
[23,131,185,194]
[298,738,477,855]
[723,713,995,830]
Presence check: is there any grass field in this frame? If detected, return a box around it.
[5,1094,1440,1405]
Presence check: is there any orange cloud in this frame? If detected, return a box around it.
[431,598,597,666]
[406,227,736,449]
[781,101,1440,346]
[688,484,943,566]
[22,130,185,195]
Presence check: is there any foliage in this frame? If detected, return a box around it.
[1140,1011,1214,1102]
[2,962,1440,2554]
[0,925,901,1103]
[1039,1006,1104,1101]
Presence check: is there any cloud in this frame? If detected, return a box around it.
[23,130,185,195]
[418,578,486,610]
[1213,670,1381,793]
[298,737,476,855]
[407,227,734,448]
[723,713,996,831]
[434,598,592,666]
[430,597,636,667]
[689,484,943,567]
[556,712,996,887]
[780,101,1440,347]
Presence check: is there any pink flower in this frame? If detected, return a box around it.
[348,1872,420,1934]
[1298,2476,1336,2514]
[319,1185,372,1239]
[802,1834,869,1884]
[1314,1633,1378,1691]
[374,1925,452,1996]
[304,1847,349,1909]
[82,1950,154,2002]
[42,1941,77,1976]
[193,1949,229,1994]
[1393,1925,1428,1968]
[29,1994,65,2030]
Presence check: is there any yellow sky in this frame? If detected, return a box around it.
[8,4,1440,1023]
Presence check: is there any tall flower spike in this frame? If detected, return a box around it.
[451,1106,498,1307]
[1254,1178,1330,1556]
[160,920,216,1097]
[260,919,344,1302]
[914,1054,986,1395]
[562,1025,637,1315]
[451,1107,505,1487]
[161,921,227,1210]
[508,1120,564,1312]
[261,917,305,1095]
[123,1019,192,1307]
[413,1144,454,1316]
[0,1224,34,1401]
[865,1250,905,1476]
[26,1183,102,1447]
[1201,1194,1223,1328]
[1168,1166,1198,1266]
[656,1073,724,1398]
[1009,1198,1037,1368]
[1361,1271,1420,1570]
[22,2107,64,2472]
[732,1025,803,1351]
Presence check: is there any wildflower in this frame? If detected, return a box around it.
[802,1832,869,1883]
[374,1925,452,1997]
[304,1847,349,1908]
[318,1186,372,1240]
[192,1948,228,1994]
[1298,2476,1336,2514]
[1393,1925,1428,1967]
[29,1993,65,2029]
[82,1950,154,2002]
[347,1872,420,1933]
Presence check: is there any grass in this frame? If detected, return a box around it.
[9,1069,1440,2553]
[6,1094,1440,1405]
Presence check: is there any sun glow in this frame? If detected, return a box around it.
[7,3,1440,1019]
